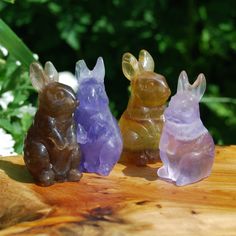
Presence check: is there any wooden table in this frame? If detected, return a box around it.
[0,146,236,235]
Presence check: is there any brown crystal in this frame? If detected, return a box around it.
[24,62,82,186]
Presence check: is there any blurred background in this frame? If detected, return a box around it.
[0,0,236,154]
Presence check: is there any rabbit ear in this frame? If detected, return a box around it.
[191,73,206,100]
[138,49,154,72]
[30,62,48,92]
[75,60,91,81]
[177,70,190,93]
[44,61,59,82]
[122,53,139,81]
[92,57,105,83]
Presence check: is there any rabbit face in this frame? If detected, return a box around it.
[76,57,108,109]
[78,79,108,109]
[133,71,170,107]
[39,83,77,117]
[165,92,199,124]
[30,61,77,117]
[122,50,170,107]
[165,71,206,124]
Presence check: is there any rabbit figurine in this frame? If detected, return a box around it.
[119,50,171,166]
[74,57,123,175]
[24,62,82,186]
[157,71,215,186]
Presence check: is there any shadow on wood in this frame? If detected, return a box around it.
[0,159,33,183]
[122,165,158,181]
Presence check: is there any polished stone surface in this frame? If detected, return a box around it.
[24,62,82,186]
[75,57,123,175]
[157,71,215,186]
[119,50,171,166]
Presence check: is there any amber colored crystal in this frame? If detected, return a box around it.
[119,50,171,166]
[24,62,82,186]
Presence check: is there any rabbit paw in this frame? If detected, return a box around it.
[157,166,169,179]
[175,175,191,186]
[38,170,55,186]
[55,173,67,182]
[97,164,112,176]
[145,149,160,164]
[136,152,149,166]
[68,169,82,182]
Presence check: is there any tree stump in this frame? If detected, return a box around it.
[0,146,236,235]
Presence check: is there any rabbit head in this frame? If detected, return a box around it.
[122,50,170,107]
[75,57,108,109]
[165,71,206,124]
[30,62,77,117]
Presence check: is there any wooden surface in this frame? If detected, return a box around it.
[0,146,236,236]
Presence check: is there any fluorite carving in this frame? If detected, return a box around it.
[24,62,82,186]
[119,50,171,166]
[75,57,123,175]
[157,71,215,186]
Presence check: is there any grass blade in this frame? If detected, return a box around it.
[0,19,36,68]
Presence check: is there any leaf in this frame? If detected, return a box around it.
[0,118,13,133]
[13,92,28,105]
[21,112,33,132]
[0,19,36,68]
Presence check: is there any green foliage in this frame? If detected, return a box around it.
[1,0,15,3]
[0,17,37,153]
[0,54,36,153]
[0,0,236,152]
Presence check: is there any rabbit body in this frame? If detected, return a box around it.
[157,71,215,186]
[24,62,82,186]
[119,50,170,166]
[75,58,123,175]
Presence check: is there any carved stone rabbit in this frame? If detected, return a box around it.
[24,62,82,186]
[119,50,171,166]
[74,57,123,175]
[157,71,215,186]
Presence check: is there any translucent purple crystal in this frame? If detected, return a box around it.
[157,71,215,186]
[74,57,123,175]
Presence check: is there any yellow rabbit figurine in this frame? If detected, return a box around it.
[119,50,171,166]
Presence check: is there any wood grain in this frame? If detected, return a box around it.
[0,146,236,235]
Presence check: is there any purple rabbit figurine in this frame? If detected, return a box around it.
[157,71,215,186]
[74,57,123,175]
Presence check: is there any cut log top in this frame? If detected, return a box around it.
[0,146,236,235]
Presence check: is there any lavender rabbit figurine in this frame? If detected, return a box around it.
[74,57,123,175]
[157,71,215,186]
[24,62,82,186]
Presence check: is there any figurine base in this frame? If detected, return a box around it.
[157,165,212,186]
[120,148,160,166]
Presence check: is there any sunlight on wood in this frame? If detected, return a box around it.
[0,146,236,235]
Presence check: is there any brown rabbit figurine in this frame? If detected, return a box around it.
[119,50,171,166]
[24,61,82,186]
